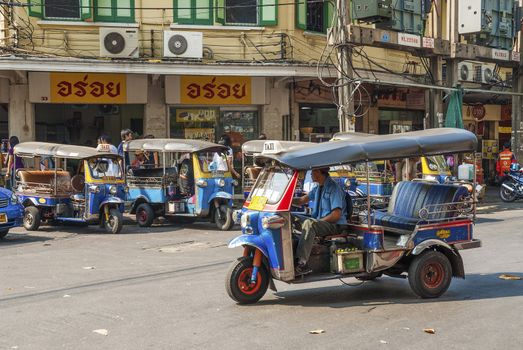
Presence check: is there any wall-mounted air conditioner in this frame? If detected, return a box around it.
[99,27,139,58]
[163,31,203,59]
[458,62,474,82]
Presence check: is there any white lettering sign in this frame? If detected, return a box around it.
[491,49,509,61]
[422,37,435,49]
[512,51,521,62]
[398,33,421,48]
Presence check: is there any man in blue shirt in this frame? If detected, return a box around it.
[293,167,347,275]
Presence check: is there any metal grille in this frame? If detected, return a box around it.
[0,198,8,208]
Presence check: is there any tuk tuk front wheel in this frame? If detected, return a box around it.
[226,257,269,304]
[408,250,452,299]
[136,203,154,227]
[24,206,41,231]
[104,208,123,234]
[214,204,233,231]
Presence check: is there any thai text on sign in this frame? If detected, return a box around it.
[50,73,127,103]
[180,76,252,105]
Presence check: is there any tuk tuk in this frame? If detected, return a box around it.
[420,155,452,183]
[226,128,481,304]
[13,142,125,234]
[123,139,236,230]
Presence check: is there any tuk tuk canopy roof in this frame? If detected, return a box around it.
[14,142,118,159]
[241,140,310,155]
[259,128,477,170]
[124,139,228,153]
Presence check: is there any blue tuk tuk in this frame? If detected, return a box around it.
[124,139,236,230]
[226,128,481,304]
[13,142,126,234]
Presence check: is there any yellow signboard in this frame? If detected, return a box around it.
[499,126,512,134]
[176,109,218,123]
[50,73,127,103]
[184,128,215,141]
[180,76,251,105]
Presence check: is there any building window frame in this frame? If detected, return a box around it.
[174,0,214,25]
[94,0,135,23]
[28,0,135,23]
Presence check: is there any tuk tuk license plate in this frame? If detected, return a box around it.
[248,196,268,211]
[0,213,7,224]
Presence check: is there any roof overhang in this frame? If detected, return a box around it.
[0,55,332,77]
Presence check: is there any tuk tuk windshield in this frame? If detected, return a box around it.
[197,151,229,173]
[427,155,449,173]
[87,158,122,179]
[248,166,293,205]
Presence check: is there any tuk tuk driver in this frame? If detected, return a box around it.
[293,167,347,275]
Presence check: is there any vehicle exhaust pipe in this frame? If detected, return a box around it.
[502,182,516,192]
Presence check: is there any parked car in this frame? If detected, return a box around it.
[0,187,24,239]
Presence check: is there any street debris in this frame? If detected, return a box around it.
[93,329,109,336]
[43,243,51,246]
[423,328,436,334]
[402,327,410,330]
[498,274,522,281]
[309,329,325,334]
[63,294,71,298]
[82,266,95,270]
[380,340,388,344]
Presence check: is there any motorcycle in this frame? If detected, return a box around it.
[499,164,523,202]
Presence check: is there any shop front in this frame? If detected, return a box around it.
[28,72,147,146]
[376,87,426,134]
[165,75,266,170]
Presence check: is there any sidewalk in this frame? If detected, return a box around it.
[477,185,522,213]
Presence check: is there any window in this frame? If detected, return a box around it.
[174,0,213,25]
[174,0,277,26]
[94,0,135,23]
[28,0,134,23]
[296,0,334,33]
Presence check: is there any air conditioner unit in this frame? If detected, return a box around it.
[482,65,495,84]
[473,64,483,83]
[457,62,473,82]
[99,27,139,58]
[163,31,203,59]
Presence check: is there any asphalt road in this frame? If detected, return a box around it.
[1,204,522,350]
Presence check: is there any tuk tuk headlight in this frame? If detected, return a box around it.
[10,193,18,204]
[425,175,437,182]
[217,179,225,188]
[344,178,352,189]
[240,213,250,229]
[109,185,118,195]
[261,215,286,230]
[89,185,100,193]
[196,179,208,187]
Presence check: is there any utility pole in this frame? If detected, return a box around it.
[428,0,443,129]
[336,0,355,132]
[512,0,523,161]
[445,0,459,97]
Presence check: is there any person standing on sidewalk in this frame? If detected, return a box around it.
[496,143,516,184]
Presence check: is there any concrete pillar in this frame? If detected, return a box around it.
[144,76,168,138]
[8,73,35,142]
[262,79,290,140]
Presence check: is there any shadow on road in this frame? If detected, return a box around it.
[257,273,523,308]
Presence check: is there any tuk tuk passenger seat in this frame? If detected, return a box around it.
[372,181,468,232]
[18,170,72,195]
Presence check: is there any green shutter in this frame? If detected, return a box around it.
[115,0,134,22]
[194,0,212,24]
[81,0,92,20]
[325,0,334,32]
[295,0,306,29]
[28,0,43,18]
[95,0,113,20]
[175,0,194,24]
[216,0,224,24]
[260,0,277,26]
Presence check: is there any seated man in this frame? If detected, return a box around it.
[293,167,347,276]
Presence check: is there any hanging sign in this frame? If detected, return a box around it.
[29,72,147,104]
[176,109,218,123]
[398,33,421,48]
[491,49,509,61]
[180,76,252,105]
[471,105,486,120]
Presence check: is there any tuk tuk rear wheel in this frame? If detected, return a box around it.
[136,203,154,227]
[104,208,123,234]
[214,204,233,231]
[226,257,269,304]
[24,206,41,231]
[408,250,452,298]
